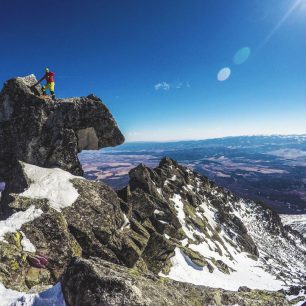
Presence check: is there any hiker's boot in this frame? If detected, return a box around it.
[51,91,56,101]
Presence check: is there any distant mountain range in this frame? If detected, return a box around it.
[80,135,306,215]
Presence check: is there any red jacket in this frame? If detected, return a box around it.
[37,72,55,84]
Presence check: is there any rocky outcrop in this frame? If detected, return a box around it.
[0,161,151,292]
[61,257,291,306]
[0,75,124,181]
[118,157,306,287]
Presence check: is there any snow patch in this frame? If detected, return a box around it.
[167,247,283,291]
[20,162,82,212]
[20,231,36,253]
[0,282,66,306]
[170,194,194,239]
[180,238,189,247]
[0,206,43,242]
[120,214,130,230]
[154,209,162,215]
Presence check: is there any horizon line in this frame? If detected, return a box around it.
[123,132,306,144]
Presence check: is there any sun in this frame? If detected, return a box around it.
[299,0,306,11]
[261,0,306,47]
[294,0,306,12]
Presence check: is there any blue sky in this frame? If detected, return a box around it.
[1,0,306,141]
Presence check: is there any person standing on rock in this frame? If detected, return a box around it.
[33,68,56,100]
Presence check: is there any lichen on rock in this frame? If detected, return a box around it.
[61,257,292,306]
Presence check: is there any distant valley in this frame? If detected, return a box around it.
[79,135,306,214]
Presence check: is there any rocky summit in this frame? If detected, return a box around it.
[0,75,124,181]
[0,76,305,306]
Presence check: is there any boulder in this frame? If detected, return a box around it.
[61,257,291,306]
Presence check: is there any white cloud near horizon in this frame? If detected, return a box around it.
[154,82,170,91]
[154,81,191,91]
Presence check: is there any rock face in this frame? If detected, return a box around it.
[0,75,124,181]
[118,157,306,289]
[61,257,291,306]
[0,162,150,292]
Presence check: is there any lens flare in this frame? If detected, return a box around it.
[261,0,303,48]
[217,67,231,81]
[234,47,251,65]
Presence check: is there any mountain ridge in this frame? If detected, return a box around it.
[0,76,305,305]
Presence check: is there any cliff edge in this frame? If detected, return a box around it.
[0,75,124,180]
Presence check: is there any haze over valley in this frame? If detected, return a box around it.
[80,134,306,214]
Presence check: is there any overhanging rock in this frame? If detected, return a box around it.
[0,75,124,179]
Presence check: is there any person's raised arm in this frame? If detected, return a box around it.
[32,74,46,87]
